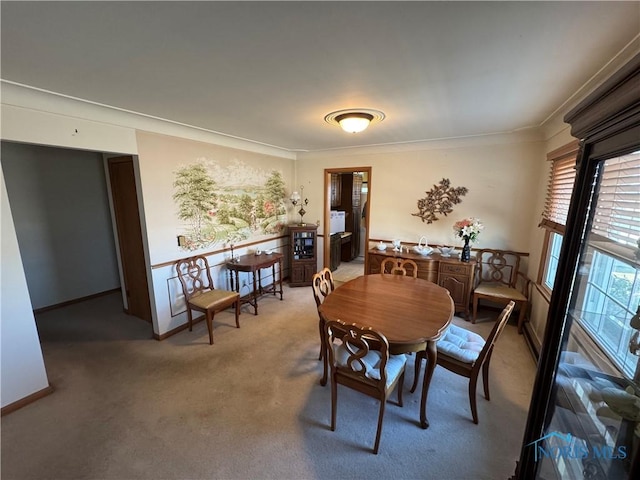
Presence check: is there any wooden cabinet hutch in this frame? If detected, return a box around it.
[289,225,317,287]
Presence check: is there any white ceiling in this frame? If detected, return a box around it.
[1,1,639,152]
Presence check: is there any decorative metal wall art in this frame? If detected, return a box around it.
[412,178,468,224]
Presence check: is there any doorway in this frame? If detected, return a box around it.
[2,142,152,331]
[323,167,371,282]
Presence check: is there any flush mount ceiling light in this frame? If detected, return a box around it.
[324,108,385,133]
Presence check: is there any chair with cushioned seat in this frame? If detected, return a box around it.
[324,319,407,454]
[175,255,240,345]
[380,257,418,278]
[411,301,515,424]
[312,268,336,386]
[472,249,530,333]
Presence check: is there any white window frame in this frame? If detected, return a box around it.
[538,141,579,298]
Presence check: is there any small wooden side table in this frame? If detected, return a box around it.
[226,252,284,315]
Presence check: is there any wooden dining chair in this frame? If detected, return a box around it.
[312,267,335,307]
[324,319,407,454]
[380,257,418,278]
[410,301,515,424]
[175,255,240,345]
[312,268,335,386]
[472,249,531,333]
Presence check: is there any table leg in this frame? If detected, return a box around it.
[319,317,327,386]
[277,259,283,300]
[252,270,258,315]
[420,340,437,429]
[271,264,277,296]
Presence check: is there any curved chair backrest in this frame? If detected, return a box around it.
[380,258,418,278]
[324,319,390,393]
[319,267,335,292]
[312,268,335,307]
[175,255,215,300]
[475,249,521,288]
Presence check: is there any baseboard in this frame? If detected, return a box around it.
[522,322,540,361]
[1,384,54,416]
[154,314,206,341]
[33,288,121,314]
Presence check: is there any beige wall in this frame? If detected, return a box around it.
[298,132,546,269]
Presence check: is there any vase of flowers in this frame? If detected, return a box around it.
[453,217,484,262]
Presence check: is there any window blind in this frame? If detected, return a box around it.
[541,141,579,233]
[592,151,640,247]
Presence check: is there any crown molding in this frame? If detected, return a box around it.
[0,80,296,160]
[540,34,640,142]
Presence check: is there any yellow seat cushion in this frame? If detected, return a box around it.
[474,282,527,302]
[189,289,239,310]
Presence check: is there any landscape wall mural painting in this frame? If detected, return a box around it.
[173,159,287,251]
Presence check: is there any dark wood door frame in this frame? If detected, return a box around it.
[107,156,153,324]
[323,167,372,274]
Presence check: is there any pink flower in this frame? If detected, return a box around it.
[453,217,484,242]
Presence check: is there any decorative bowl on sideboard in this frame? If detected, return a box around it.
[439,246,455,257]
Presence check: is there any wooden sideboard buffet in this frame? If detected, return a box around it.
[367,249,476,318]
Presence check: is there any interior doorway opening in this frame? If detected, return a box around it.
[323,167,371,283]
[1,142,153,336]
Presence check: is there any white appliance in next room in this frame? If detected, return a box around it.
[330,210,346,234]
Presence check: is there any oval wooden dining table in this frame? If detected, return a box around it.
[318,274,454,429]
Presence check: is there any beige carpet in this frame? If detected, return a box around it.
[1,281,536,480]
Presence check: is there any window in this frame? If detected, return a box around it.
[538,141,579,293]
[542,232,563,290]
[579,248,640,377]
[573,150,640,376]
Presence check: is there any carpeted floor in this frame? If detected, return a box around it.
[1,281,536,480]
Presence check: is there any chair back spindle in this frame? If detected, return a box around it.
[380,258,418,278]
[176,255,216,300]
